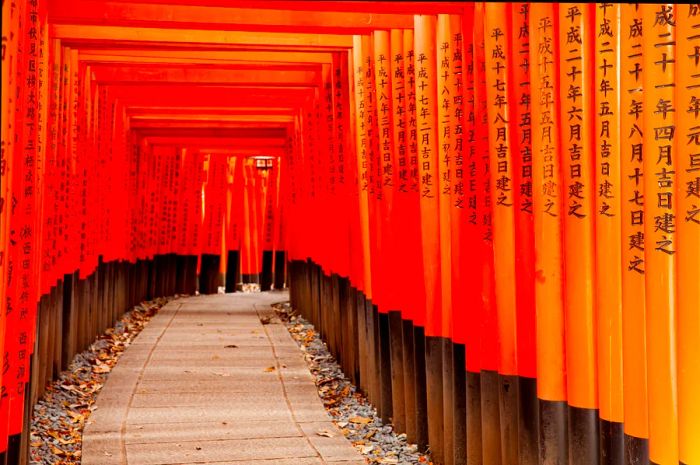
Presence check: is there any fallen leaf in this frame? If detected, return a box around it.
[316,429,335,438]
[92,364,110,374]
[348,416,372,424]
[359,444,374,454]
[264,366,276,372]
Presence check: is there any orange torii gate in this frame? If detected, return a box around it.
[2,2,700,465]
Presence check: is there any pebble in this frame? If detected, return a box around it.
[29,296,175,465]
[273,301,433,465]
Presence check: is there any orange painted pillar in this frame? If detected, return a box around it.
[401,27,430,450]
[529,3,568,463]
[473,5,500,463]
[436,14,456,465]
[507,4,538,464]
[484,4,519,464]
[593,3,624,462]
[558,5,599,463]
[641,4,679,464]
[351,35,375,407]
[459,8,485,463]
[414,14,444,464]
[0,0,20,449]
[675,4,700,464]
[402,28,427,332]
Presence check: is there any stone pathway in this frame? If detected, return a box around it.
[82,291,366,465]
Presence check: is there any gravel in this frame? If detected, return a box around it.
[29,296,175,465]
[273,301,432,465]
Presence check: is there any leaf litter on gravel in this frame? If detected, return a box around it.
[30,296,176,465]
[272,301,432,465]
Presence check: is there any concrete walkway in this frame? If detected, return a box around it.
[82,291,366,465]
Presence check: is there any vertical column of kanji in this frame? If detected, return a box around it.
[321,63,335,277]
[484,4,518,464]
[176,148,188,276]
[374,31,395,307]
[285,125,298,266]
[402,30,424,328]
[184,150,197,264]
[284,129,298,275]
[473,6,501,462]
[172,148,181,262]
[126,135,138,264]
[593,4,624,463]
[363,34,381,317]
[558,6,599,462]
[303,102,316,270]
[436,14,457,465]
[529,4,568,464]
[619,5,649,463]
[151,144,161,260]
[68,49,80,275]
[81,65,95,276]
[507,5,538,463]
[166,148,177,260]
[333,52,350,281]
[676,5,700,463]
[450,11,469,354]
[58,47,71,277]
[42,39,60,301]
[172,148,184,260]
[414,14,444,464]
[76,62,89,276]
[95,87,106,262]
[142,142,153,260]
[641,5,679,464]
[35,11,50,299]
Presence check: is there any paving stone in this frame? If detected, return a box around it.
[126,437,317,465]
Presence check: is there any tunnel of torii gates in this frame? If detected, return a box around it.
[1,1,700,465]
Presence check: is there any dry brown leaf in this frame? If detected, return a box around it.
[50,445,66,455]
[315,429,335,438]
[67,411,85,424]
[92,364,110,374]
[264,366,276,372]
[348,416,372,424]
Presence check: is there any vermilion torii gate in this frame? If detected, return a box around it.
[2,2,700,465]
